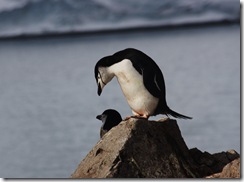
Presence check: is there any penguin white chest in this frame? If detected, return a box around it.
[109,59,158,116]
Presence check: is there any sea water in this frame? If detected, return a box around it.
[0,24,240,178]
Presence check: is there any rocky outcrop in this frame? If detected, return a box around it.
[71,118,240,178]
[206,158,240,178]
[190,148,240,178]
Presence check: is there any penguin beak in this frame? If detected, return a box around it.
[97,82,102,96]
[97,78,106,96]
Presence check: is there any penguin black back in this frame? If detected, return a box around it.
[96,109,122,138]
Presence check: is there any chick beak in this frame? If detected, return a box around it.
[96,114,102,120]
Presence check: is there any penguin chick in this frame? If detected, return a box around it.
[96,109,122,138]
[94,48,192,120]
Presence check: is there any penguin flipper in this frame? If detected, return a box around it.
[142,66,166,98]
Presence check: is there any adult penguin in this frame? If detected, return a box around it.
[94,48,192,120]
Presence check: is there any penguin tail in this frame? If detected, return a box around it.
[165,107,192,120]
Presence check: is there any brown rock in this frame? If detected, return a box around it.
[190,148,240,177]
[71,118,200,178]
[206,158,240,178]
[220,157,240,178]
[71,118,240,178]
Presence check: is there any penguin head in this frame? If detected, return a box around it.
[95,56,119,95]
[96,109,122,131]
[96,112,107,124]
[95,67,113,96]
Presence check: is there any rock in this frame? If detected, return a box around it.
[220,157,240,178]
[189,148,240,177]
[70,118,239,178]
[71,118,199,178]
[206,158,240,178]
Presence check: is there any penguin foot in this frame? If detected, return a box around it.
[124,115,148,120]
[123,116,131,120]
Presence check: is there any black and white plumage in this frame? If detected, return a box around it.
[96,109,122,138]
[94,48,192,119]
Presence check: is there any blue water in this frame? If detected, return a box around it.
[0,0,240,38]
[0,24,240,178]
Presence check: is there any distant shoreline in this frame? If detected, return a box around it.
[0,20,239,41]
